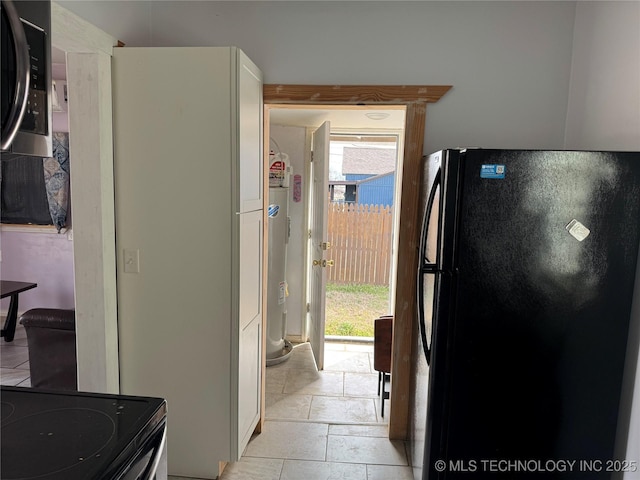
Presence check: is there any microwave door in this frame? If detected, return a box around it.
[1,0,30,151]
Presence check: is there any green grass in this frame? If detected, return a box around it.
[324,283,390,337]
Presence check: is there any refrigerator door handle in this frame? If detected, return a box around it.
[417,168,441,364]
[417,269,432,364]
[420,168,441,271]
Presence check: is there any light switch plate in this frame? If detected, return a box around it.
[124,249,140,273]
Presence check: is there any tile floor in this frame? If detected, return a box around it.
[0,323,31,387]
[0,328,409,480]
[211,342,410,480]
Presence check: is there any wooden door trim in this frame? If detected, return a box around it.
[263,84,451,440]
[263,84,451,104]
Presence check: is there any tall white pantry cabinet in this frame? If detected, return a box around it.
[112,47,264,478]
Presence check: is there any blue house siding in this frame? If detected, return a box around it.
[344,173,395,206]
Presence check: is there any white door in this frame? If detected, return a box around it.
[308,121,330,370]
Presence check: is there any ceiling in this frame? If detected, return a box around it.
[269,106,406,130]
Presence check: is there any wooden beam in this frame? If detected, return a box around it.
[263,85,450,441]
[388,102,425,440]
[264,85,451,105]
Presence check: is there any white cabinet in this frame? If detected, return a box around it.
[112,47,263,479]
[236,209,263,453]
[238,50,263,213]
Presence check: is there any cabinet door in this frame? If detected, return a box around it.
[235,209,263,458]
[237,49,263,213]
[238,315,262,456]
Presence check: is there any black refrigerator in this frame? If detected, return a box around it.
[412,149,640,479]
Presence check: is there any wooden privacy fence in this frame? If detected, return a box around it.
[327,203,393,285]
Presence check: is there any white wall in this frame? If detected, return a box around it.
[269,125,308,339]
[58,1,577,155]
[563,2,640,476]
[0,229,75,313]
[564,2,640,151]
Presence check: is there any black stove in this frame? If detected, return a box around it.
[1,386,167,480]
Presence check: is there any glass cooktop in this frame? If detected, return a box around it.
[1,386,166,480]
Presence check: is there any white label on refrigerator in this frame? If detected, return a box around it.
[566,219,590,242]
[278,281,286,305]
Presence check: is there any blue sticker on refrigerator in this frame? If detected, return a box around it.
[480,164,506,179]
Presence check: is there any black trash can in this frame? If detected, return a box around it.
[19,308,77,391]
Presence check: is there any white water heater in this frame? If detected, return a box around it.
[266,187,292,365]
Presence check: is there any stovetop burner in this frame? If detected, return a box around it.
[1,401,15,422]
[3,408,115,479]
[1,387,166,480]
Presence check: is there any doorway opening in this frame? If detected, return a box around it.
[266,106,405,362]
[325,132,402,339]
[264,84,451,438]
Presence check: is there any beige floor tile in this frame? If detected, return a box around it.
[324,351,372,373]
[14,360,30,371]
[324,342,348,352]
[284,370,344,396]
[344,343,374,353]
[265,393,312,420]
[328,424,389,438]
[244,421,328,461]
[281,459,367,480]
[17,377,31,387]
[344,372,378,397]
[376,398,391,424]
[367,464,414,480]
[10,337,29,348]
[10,326,29,347]
[279,344,317,371]
[265,367,288,394]
[326,435,408,466]
[0,345,30,369]
[218,457,284,480]
[309,396,377,423]
[0,368,30,386]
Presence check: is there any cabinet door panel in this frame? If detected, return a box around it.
[238,316,261,456]
[239,210,263,331]
[237,50,263,213]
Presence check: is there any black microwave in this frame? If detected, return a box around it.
[1,0,52,158]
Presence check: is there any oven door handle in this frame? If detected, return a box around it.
[1,0,30,151]
[110,420,167,480]
[140,423,167,480]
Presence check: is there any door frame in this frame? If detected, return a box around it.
[52,3,120,393]
[263,84,451,439]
